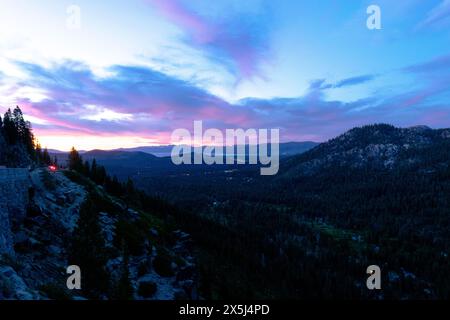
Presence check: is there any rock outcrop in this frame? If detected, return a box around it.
[0,168,31,257]
[0,168,86,299]
[1,167,198,300]
[283,124,450,177]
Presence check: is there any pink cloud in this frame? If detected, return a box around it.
[145,0,271,79]
[148,0,215,43]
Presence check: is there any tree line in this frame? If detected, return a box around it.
[0,106,55,167]
[67,146,136,199]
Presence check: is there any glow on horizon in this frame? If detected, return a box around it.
[36,134,162,152]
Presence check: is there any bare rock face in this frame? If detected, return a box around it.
[0,209,14,257]
[0,168,31,257]
[0,266,39,300]
[283,124,450,177]
[441,130,450,139]
[0,134,6,165]
[1,166,199,300]
[1,168,87,300]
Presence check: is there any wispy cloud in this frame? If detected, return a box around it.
[333,75,377,88]
[417,0,450,29]
[145,0,273,80]
[302,75,377,91]
[403,54,450,73]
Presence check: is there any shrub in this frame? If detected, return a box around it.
[114,220,146,256]
[40,170,57,190]
[153,253,174,277]
[0,278,14,298]
[39,283,71,300]
[138,281,157,298]
[138,261,150,277]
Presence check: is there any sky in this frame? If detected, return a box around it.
[0,0,449,150]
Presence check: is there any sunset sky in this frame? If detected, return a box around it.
[0,0,449,150]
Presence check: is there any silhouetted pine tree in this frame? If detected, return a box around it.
[0,106,36,166]
[112,244,134,300]
[68,147,83,172]
[91,159,98,181]
[83,160,91,177]
[35,143,43,164]
[69,197,109,299]
[42,148,52,165]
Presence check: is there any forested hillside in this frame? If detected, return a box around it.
[1,108,199,300]
[3,110,450,300]
[99,124,450,299]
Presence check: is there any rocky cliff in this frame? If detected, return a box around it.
[0,168,198,300]
[0,168,31,257]
[0,168,86,299]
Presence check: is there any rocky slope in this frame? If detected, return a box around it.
[0,167,198,300]
[283,124,450,177]
[1,168,85,299]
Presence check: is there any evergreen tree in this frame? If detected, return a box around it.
[42,148,52,165]
[35,143,43,164]
[1,106,35,166]
[68,147,83,172]
[3,108,16,144]
[91,159,98,182]
[124,177,137,207]
[69,197,109,299]
[113,244,134,300]
[126,178,135,195]
[97,165,107,185]
[106,175,123,196]
[83,160,91,177]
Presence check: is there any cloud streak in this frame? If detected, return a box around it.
[145,0,272,80]
[403,54,450,74]
[304,75,377,92]
[333,75,377,88]
[418,0,450,29]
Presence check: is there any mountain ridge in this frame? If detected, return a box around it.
[282,123,450,177]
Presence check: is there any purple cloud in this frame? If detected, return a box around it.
[7,59,450,148]
[145,0,272,80]
[304,75,377,92]
[333,74,377,88]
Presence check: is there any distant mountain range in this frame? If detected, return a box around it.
[282,124,450,178]
[51,125,450,184]
[51,141,319,158]
[51,141,319,168]
[119,141,319,157]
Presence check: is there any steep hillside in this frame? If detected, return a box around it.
[132,124,450,299]
[0,167,198,300]
[282,124,450,177]
[0,169,31,258]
